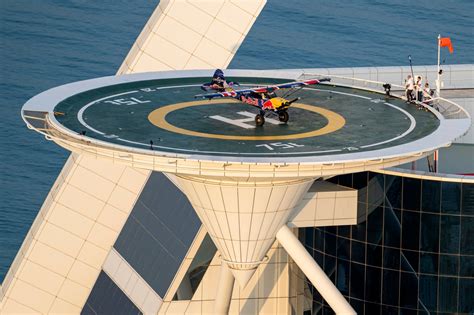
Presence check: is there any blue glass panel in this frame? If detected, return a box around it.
[401,250,419,273]
[338,225,350,238]
[385,175,402,210]
[336,237,350,260]
[421,180,441,212]
[353,172,368,190]
[315,228,325,250]
[460,255,473,277]
[349,262,365,299]
[365,266,381,303]
[460,216,474,255]
[82,271,141,315]
[336,259,350,295]
[114,172,201,297]
[440,254,459,276]
[367,206,383,245]
[338,173,353,187]
[420,252,438,274]
[383,247,400,270]
[461,183,474,215]
[459,278,474,313]
[438,276,458,312]
[383,207,401,248]
[351,220,366,242]
[324,255,336,279]
[325,232,336,257]
[441,182,461,214]
[349,298,364,315]
[399,271,418,308]
[420,213,439,252]
[366,244,382,267]
[401,211,420,251]
[365,302,381,315]
[402,177,421,211]
[440,215,460,254]
[368,173,384,207]
[382,305,399,315]
[419,275,438,312]
[382,269,399,306]
[350,240,365,264]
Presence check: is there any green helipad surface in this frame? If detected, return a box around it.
[54,77,440,157]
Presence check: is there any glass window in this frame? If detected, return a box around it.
[83,271,142,315]
[461,183,474,215]
[383,247,400,271]
[403,177,421,211]
[419,275,438,312]
[401,250,419,273]
[401,211,420,251]
[420,252,438,275]
[315,228,325,251]
[351,220,366,243]
[367,206,383,245]
[460,216,474,255]
[365,266,382,303]
[368,173,385,207]
[458,278,474,314]
[440,215,460,254]
[421,180,441,213]
[348,298,364,315]
[336,260,350,295]
[420,213,439,252]
[367,244,382,267]
[441,182,461,214]
[459,255,473,277]
[382,269,399,307]
[349,262,365,300]
[324,255,336,278]
[385,175,402,210]
[382,305,400,315]
[353,172,368,190]
[338,225,350,238]
[365,302,381,315]
[337,173,353,188]
[304,228,314,249]
[438,276,458,313]
[399,271,418,309]
[325,232,337,257]
[383,207,401,248]
[336,237,350,261]
[351,240,365,264]
[440,254,459,276]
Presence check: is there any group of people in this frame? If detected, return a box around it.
[405,75,434,105]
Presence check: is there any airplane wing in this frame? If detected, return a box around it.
[195,78,330,99]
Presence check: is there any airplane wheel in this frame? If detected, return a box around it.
[255,114,265,126]
[278,111,289,123]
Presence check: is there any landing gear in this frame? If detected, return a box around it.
[278,111,289,123]
[255,114,265,126]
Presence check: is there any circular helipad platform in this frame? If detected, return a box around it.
[23,69,470,170]
[48,75,439,158]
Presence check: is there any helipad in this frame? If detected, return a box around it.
[22,69,469,169]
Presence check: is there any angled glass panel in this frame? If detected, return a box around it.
[420,252,438,274]
[174,234,217,300]
[458,278,474,314]
[438,276,458,313]
[382,269,399,307]
[82,271,141,315]
[367,206,383,245]
[349,262,365,300]
[365,266,382,303]
[399,271,418,309]
[385,175,402,210]
[440,254,459,276]
[419,275,438,312]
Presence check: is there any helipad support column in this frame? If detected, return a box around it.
[169,174,315,287]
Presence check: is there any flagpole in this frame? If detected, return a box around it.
[436,34,441,98]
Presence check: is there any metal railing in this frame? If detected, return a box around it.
[300,72,471,120]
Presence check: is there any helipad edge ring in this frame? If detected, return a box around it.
[148,99,346,141]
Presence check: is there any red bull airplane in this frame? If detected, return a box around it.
[196,71,330,126]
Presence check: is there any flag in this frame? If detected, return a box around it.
[440,37,454,54]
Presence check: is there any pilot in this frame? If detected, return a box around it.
[210,69,228,91]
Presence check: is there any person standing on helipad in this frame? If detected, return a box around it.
[405,75,414,102]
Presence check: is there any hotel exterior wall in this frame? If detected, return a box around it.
[301,170,474,314]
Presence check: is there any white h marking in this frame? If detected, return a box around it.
[209,111,281,129]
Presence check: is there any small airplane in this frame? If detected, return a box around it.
[196,70,330,126]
